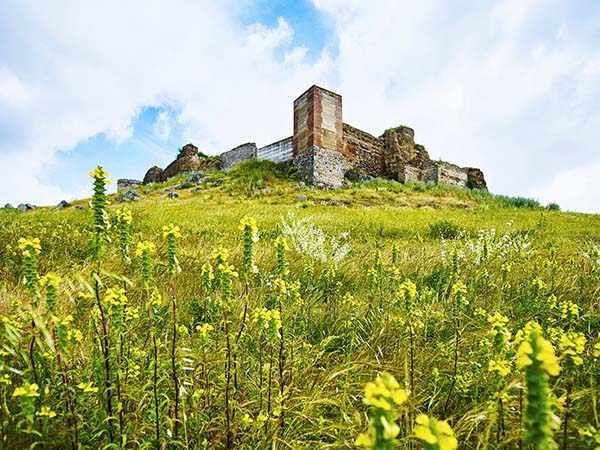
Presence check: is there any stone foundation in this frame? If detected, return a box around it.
[296,146,345,187]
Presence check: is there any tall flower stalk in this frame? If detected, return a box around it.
[235,216,259,391]
[516,322,561,450]
[89,166,114,441]
[163,224,182,440]
[115,207,133,290]
[355,372,408,450]
[138,240,160,445]
[217,259,238,449]
[18,237,42,387]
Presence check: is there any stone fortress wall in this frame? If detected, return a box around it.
[218,85,487,190]
[131,85,487,191]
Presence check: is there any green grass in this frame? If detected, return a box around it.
[0,164,599,449]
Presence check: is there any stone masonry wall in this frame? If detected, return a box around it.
[438,161,468,186]
[220,143,257,169]
[295,146,345,187]
[257,137,293,163]
[421,161,468,187]
[342,123,383,177]
[293,85,344,186]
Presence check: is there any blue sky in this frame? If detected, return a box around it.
[0,0,599,212]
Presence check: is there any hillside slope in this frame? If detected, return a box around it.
[0,161,599,449]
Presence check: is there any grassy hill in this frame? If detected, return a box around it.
[1,161,599,449]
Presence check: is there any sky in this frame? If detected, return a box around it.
[0,0,599,213]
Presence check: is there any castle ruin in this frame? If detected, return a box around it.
[137,85,486,190]
[219,85,487,190]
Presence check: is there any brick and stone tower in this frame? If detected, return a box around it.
[293,85,345,186]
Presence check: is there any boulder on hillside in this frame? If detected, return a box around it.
[161,143,220,180]
[4,203,14,209]
[186,172,205,183]
[18,203,36,212]
[56,200,70,210]
[143,166,164,184]
[116,190,140,202]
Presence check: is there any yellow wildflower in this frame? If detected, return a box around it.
[414,414,458,450]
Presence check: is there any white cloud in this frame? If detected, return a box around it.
[153,111,172,141]
[312,0,600,213]
[0,0,598,213]
[0,1,334,205]
[527,161,600,213]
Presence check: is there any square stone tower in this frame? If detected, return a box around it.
[293,85,345,186]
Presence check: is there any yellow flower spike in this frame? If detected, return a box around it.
[274,236,289,251]
[39,273,62,288]
[115,207,133,225]
[12,382,40,398]
[414,414,458,450]
[36,406,57,418]
[162,224,182,239]
[212,247,230,262]
[415,414,437,444]
[135,241,156,257]
[196,323,214,338]
[451,281,467,297]
[239,215,259,241]
[398,279,418,300]
[18,237,42,254]
[89,166,111,186]
[516,341,534,369]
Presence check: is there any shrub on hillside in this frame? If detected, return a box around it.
[493,194,541,209]
[227,160,288,193]
[429,219,463,239]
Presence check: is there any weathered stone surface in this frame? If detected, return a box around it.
[162,143,220,180]
[168,192,178,199]
[342,124,383,178]
[258,137,293,162]
[18,203,36,212]
[466,167,487,190]
[56,200,70,210]
[75,205,84,210]
[191,187,203,193]
[220,143,257,169]
[296,145,345,187]
[118,179,143,192]
[116,190,140,202]
[344,168,374,183]
[294,86,343,161]
[143,166,164,184]
[212,179,224,187]
[422,161,468,187]
[130,86,486,193]
[297,195,307,201]
[4,203,13,209]
[186,173,205,184]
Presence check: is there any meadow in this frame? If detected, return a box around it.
[1,161,599,449]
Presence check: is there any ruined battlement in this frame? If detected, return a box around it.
[144,85,487,190]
